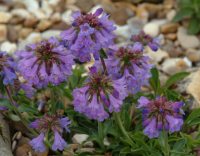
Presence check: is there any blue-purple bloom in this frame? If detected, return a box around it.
[60,8,116,62]
[96,44,152,94]
[16,37,74,89]
[138,96,184,138]
[0,52,17,85]
[131,31,160,52]
[29,133,46,152]
[29,114,71,152]
[72,67,128,121]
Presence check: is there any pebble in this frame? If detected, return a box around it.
[11,9,31,19]
[166,9,176,21]
[186,49,200,62]
[165,33,177,41]
[41,30,61,39]
[0,41,17,54]
[37,20,52,31]
[177,27,200,49]
[26,32,42,43]
[162,57,192,75]
[7,25,20,42]
[23,16,38,27]
[187,70,200,108]
[0,24,7,42]
[147,48,169,64]
[19,28,33,39]
[62,10,73,25]
[72,134,89,144]
[161,23,179,34]
[143,22,159,37]
[0,11,12,23]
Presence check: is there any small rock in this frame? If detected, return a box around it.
[0,41,17,54]
[72,134,89,144]
[51,12,61,23]
[0,12,12,23]
[143,22,159,37]
[75,0,96,13]
[22,0,39,12]
[186,49,200,62]
[166,9,176,21]
[0,24,7,42]
[11,9,31,19]
[7,25,20,42]
[51,21,69,30]
[136,5,149,21]
[161,23,179,34]
[41,30,61,39]
[83,141,94,147]
[31,9,47,20]
[147,48,169,63]
[103,137,110,146]
[61,10,73,25]
[165,33,177,41]
[177,27,200,49]
[37,20,52,31]
[187,70,200,108]
[26,32,42,43]
[19,28,33,39]
[79,148,95,153]
[162,57,192,75]
[23,16,38,27]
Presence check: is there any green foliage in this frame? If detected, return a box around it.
[173,0,200,34]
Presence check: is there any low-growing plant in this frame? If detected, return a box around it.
[0,7,200,156]
[173,0,200,34]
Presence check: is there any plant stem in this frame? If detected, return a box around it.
[114,112,134,146]
[5,86,38,136]
[98,122,105,150]
[100,55,108,75]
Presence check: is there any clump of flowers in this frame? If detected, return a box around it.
[138,96,184,138]
[16,37,74,89]
[60,8,116,62]
[98,43,152,94]
[0,52,17,85]
[131,31,160,51]
[29,114,71,152]
[73,67,128,121]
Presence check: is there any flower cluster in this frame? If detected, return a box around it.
[96,43,152,94]
[29,114,71,152]
[61,8,116,62]
[131,31,160,52]
[0,52,17,85]
[16,37,74,90]
[138,96,184,138]
[73,67,128,121]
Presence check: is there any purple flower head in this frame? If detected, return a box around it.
[131,31,160,52]
[0,52,17,85]
[16,37,74,89]
[60,8,116,62]
[52,131,67,151]
[137,96,184,138]
[97,46,152,94]
[29,133,46,152]
[72,67,128,121]
[29,114,71,152]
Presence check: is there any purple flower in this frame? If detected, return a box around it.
[0,52,17,85]
[144,118,159,138]
[29,114,71,152]
[29,133,46,152]
[52,131,67,151]
[16,37,74,89]
[96,45,152,94]
[137,96,184,138]
[72,67,128,121]
[59,117,71,133]
[131,31,160,52]
[60,8,116,62]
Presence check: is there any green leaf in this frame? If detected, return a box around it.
[149,68,161,95]
[173,8,194,22]
[185,108,200,126]
[164,72,189,88]
[188,18,200,34]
